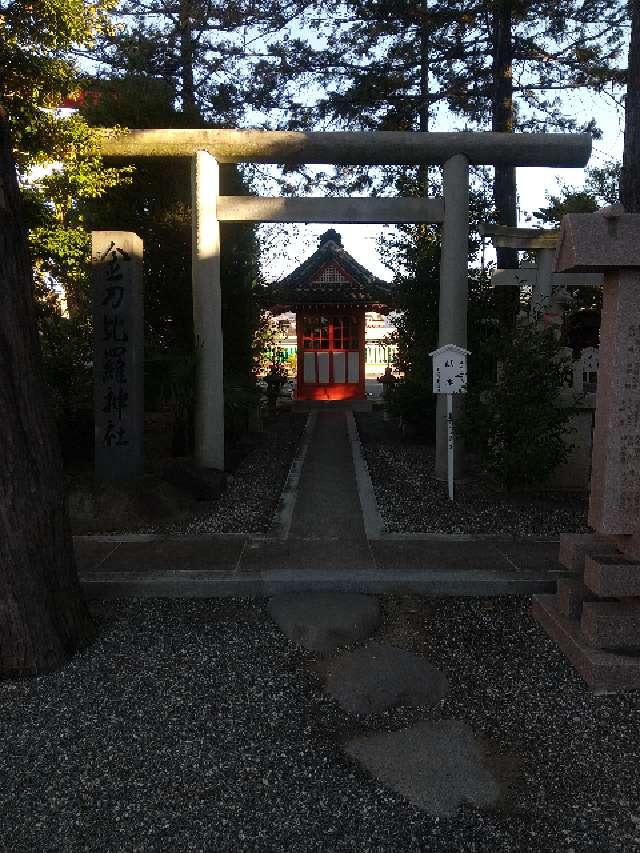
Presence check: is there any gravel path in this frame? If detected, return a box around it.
[1,596,639,852]
[356,413,589,536]
[161,412,307,535]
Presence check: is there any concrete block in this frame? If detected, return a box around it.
[581,601,640,650]
[584,554,640,597]
[558,533,618,573]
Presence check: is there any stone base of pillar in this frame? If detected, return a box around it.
[531,594,640,693]
[558,532,619,573]
[532,539,640,691]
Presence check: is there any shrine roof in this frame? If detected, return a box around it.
[267,229,392,309]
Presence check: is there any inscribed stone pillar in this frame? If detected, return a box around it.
[530,211,640,692]
[588,270,640,537]
[192,150,224,470]
[92,231,144,480]
[555,209,640,548]
[436,154,469,481]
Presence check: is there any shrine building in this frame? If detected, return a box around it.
[269,230,392,401]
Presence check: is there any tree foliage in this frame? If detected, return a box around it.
[458,323,575,488]
[91,0,316,122]
[385,167,499,435]
[289,0,627,135]
[1,0,131,460]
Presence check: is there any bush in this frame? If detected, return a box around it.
[387,376,437,442]
[458,325,575,489]
[225,373,261,441]
[38,309,94,465]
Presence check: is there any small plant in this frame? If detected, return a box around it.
[458,324,575,489]
[387,375,437,442]
[148,345,200,456]
[263,363,289,410]
[225,371,261,440]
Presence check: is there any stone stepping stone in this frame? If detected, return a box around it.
[267,592,380,654]
[324,642,449,715]
[345,720,501,816]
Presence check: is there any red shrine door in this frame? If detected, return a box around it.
[296,311,365,400]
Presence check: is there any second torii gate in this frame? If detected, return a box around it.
[482,224,603,322]
[99,128,592,476]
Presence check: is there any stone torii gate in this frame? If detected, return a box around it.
[482,224,603,321]
[99,129,591,475]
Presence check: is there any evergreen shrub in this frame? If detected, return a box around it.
[459,324,576,489]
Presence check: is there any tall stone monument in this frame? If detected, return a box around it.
[91,231,144,480]
[532,207,640,691]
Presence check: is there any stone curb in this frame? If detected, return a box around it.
[346,410,384,539]
[268,411,316,541]
[80,568,556,599]
[73,532,563,545]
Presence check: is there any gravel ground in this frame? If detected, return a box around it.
[160,412,307,535]
[356,413,589,536]
[2,596,640,852]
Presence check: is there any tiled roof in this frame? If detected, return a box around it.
[267,230,392,308]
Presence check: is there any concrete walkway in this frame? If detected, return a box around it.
[289,411,369,543]
[75,411,567,598]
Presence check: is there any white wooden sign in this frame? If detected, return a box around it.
[429,344,471,501]
[429,344,470,395]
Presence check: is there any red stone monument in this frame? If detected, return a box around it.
[270,230,391,402]
[532,206,640,691]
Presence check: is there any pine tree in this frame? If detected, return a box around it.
[621,0,640,212]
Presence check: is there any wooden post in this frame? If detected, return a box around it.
[447,392,454,501]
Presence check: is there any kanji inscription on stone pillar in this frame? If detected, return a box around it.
[91,231,144,480]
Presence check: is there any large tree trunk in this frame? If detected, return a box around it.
[179,0,198,118]
[621,0,640,212]
[0,112,94,677]
[418,0,430,192]
[491,0,519,326]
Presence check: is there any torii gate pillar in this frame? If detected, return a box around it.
[192,150,224,470]
[435,154,469,481]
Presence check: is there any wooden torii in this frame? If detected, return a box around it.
[98,128,592,477]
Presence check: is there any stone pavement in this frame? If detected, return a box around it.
[265,589,503,816]
[75,410,567,598]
